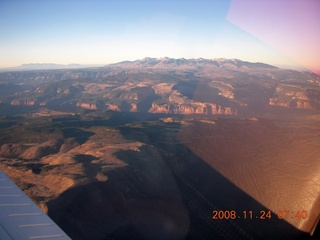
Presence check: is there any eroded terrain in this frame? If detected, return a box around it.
[0,111,319,239]
[1,58,319,118]
[0,58,320,239]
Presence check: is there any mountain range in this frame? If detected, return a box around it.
[108,57,278,69]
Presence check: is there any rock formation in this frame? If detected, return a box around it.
[76,102,98,110]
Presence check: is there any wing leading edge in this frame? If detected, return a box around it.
[0,170,71,240]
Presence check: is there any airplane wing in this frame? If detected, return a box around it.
[0,170,71,240]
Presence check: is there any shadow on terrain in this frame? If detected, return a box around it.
[52,111,170,129]
[73,154,101,179]
[46,115,311,240]
[47,144,189,240]
[62,128,95,144]
[173,80,234,107]
[119,122,311,240]
[132,87,161,112]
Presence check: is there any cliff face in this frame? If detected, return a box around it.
[130,103,138,112]
[76,101,237,116]
[269,99,290,108]
[268,84,316,109]
[11,100,36,106]
[269,99,312,109]
[76,102,98,110]
[296,100,311,109]
[105,104,121,111]
[149,103,237,115]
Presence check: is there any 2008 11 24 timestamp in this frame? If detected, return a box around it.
[212,210,272,220]
[212,210,308,220]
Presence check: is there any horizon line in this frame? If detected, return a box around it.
[0,57,313,73]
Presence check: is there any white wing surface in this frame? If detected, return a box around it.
[0,171,71,240]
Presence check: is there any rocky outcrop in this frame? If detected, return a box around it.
[24,100,35,106]
[150,103,170,114]
[105,104,121,111]
[149,103,237,115]
[269,84,315,110]
[73,101,238,115]
[269,99,312,109]
[10,100,36,106]
[269,99,290,108]
[76,102,98,110]
[130,103,138,112]
[10,100,20,106]
[296,100,311,109]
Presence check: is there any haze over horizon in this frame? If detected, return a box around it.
[0,57,306,70]
[0,0,319,74]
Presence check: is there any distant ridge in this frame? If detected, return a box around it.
[1,63,103,71]
[106,57,278,70]
[1,57,280,72]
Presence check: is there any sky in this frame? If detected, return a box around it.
[0,0,319,74]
